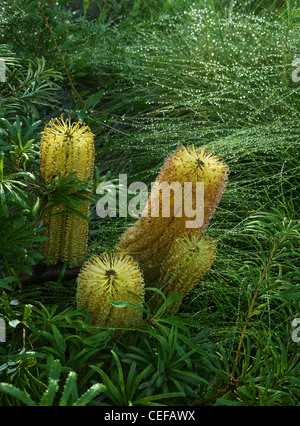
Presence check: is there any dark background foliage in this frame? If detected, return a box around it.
[0,0,299,406]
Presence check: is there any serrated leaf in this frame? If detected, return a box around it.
[0,383,36,406]
[59,372,78,406]
[39,358,61,406]
[73,383,106,406]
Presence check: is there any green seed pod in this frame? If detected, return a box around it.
[76,252,145,327]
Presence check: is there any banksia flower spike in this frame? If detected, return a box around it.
[40,116,95,266]
[118,145,227,282]
[76,252,144,327]
[151,231,216,316]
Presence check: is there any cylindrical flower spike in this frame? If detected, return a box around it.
[118,145,228,282]
[40,116,95,266]
[150,231,216,316]
[76,252,145,327]
[40,116,95,182]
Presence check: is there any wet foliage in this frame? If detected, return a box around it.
[0,0,299,406]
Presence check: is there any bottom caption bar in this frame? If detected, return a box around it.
[102,408,201,423]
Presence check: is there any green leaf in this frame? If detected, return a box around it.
[169,369,209,386]
[0,276,15,291]
[0,383,36,406]
[134,391,185,405]
[125,361,137,401]
[23,304,33,321]
[73,383,106,406]
[59,372,78,406]
[130,364,153,400]
[111,350,126,402]
[90,365,124,405]
[57,262,68,283]
[50,324,66,353]
[0,152,4,181]
[85,89,104,109]
[83,0,89,12]
[0,184,8,217]
[39,357,61,406]
[155,292,181,317]
[110,300,144,311]
[9,319,20,328]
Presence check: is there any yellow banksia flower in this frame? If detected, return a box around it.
[40,116,95,266]
[40,116,95,182]
[76,252,145,327]
[150,231,216,316]
[118,145,227,282]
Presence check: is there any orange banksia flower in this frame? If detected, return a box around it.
[118,145,227,282]
[40,116,95,266]
[76,252,145,327]
[151,231,216,316]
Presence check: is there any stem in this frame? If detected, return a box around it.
[195,387,229,406]
[19,262,81,286]
[231,237,283,377]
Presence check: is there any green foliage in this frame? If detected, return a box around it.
[0,293,215,406]
[0,213,45,276]
[0,55,62,118]
[0,116,42,171]
[0,113,95,278]
[0,0,300,407]
[90,351,186,406]
[0,355,106,406]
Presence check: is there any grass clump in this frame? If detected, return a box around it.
[0,0,299,406]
